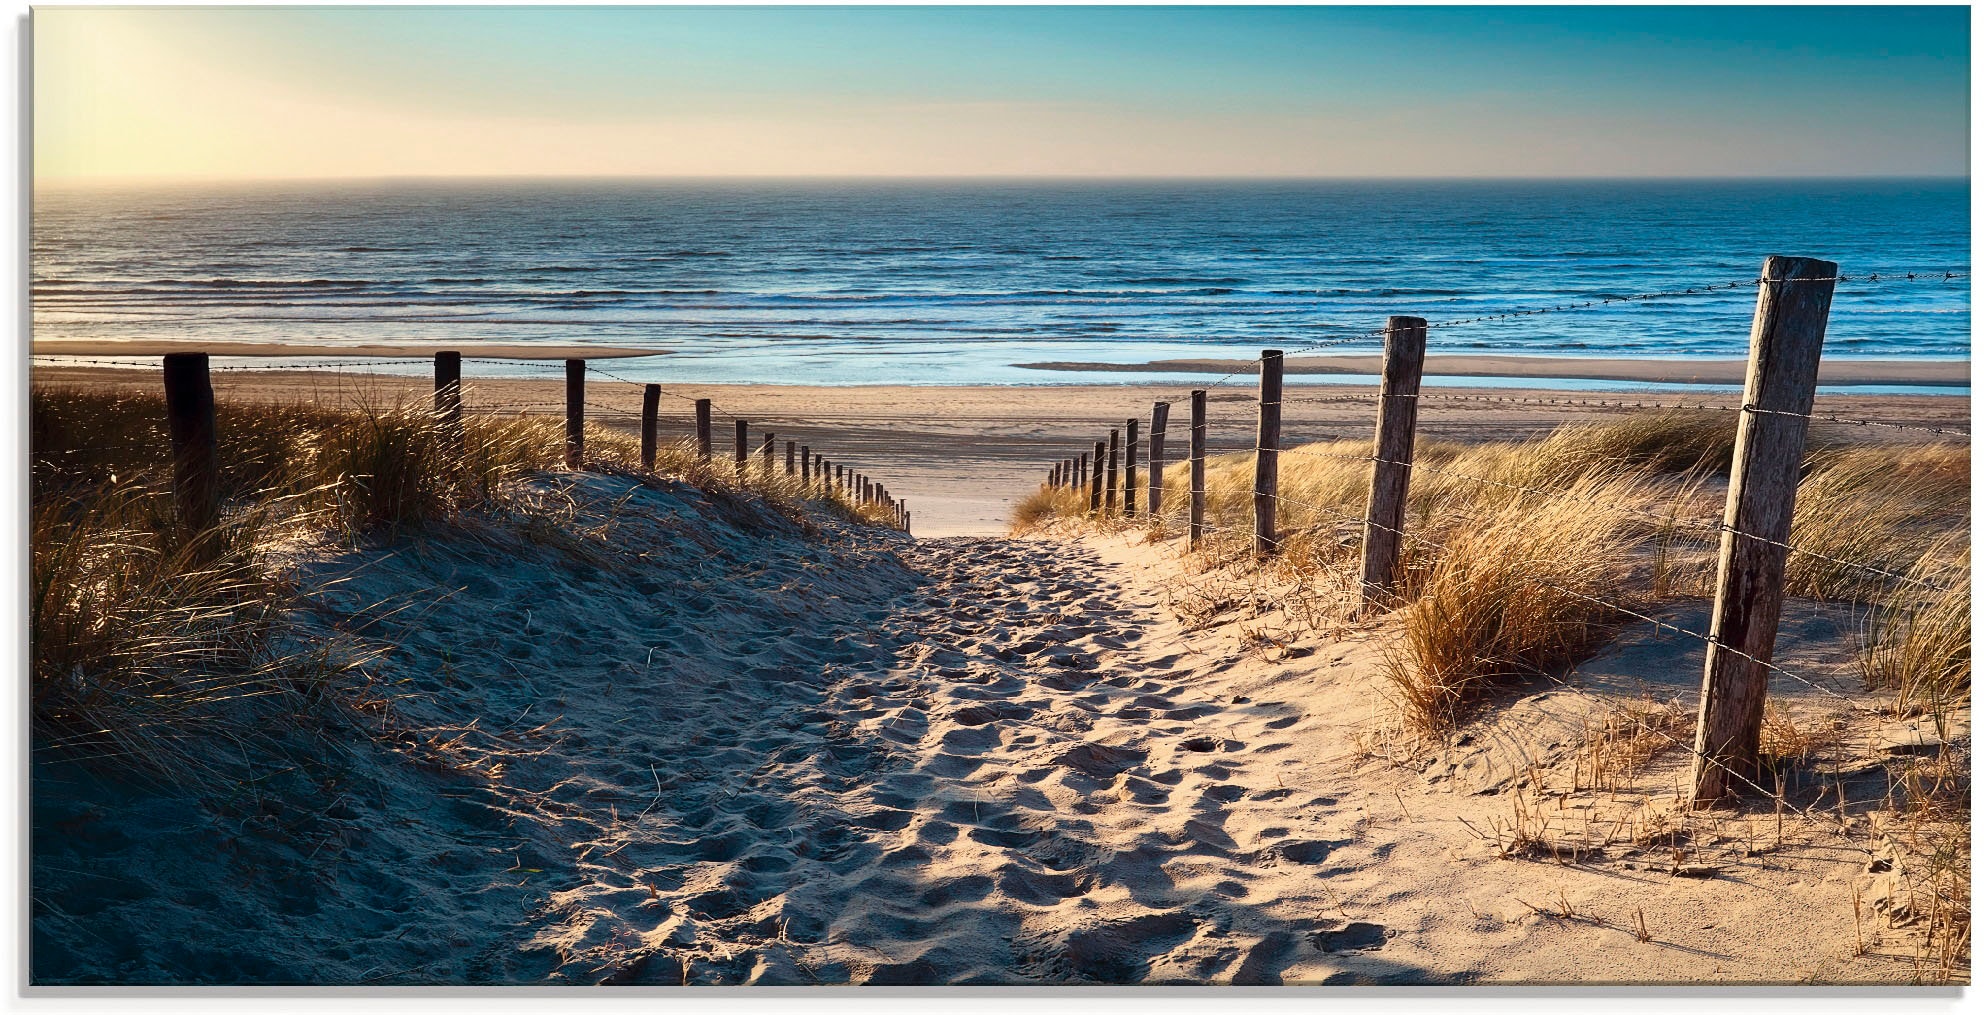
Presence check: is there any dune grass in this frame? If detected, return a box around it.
[1380,478,1649,736]
[1860,536,1972,721]
[1785,444,1970,600]
[31,383,898,779]
[1017,410,1969,738]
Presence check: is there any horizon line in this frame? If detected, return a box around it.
[35,172,1975,187]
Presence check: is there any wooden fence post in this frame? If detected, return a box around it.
[835,463,844,491]
[760,432,775,479]
[640,384,660,470]
[433,351,462,431]
[1691,256,1838,805]
[734,419,749,473]
[1358,317,1429,611]
[1105,429,1120,514]
[1189,389,1207,548]
[162,352,219,549]
[564,358,585,469]
[1253,350,1283,556]
[1123,418,1140,518]
[800,445,812,485]
[785,440,796,477]
[1089,441,1105,512]
[695,399,713,459]
[1148,401,1170,515]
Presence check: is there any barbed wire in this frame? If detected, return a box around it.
[1421,269,1970,333]
[1742,404,1970,440]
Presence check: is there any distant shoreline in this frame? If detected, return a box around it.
[28,343,1970,391]
[1016,353,1972,388]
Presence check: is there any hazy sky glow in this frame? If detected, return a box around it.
[34,5,1972,181]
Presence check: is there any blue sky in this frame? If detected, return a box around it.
[36,5,1972,179]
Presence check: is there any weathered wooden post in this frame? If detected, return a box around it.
[695,399,714,459]
[1123,418,1140,518]
[162,352,219,550]
[835,463,844,490]
[734,419,749,473]
[1105,429,1120,514]
[1189,389,1207,547]
[640,383,661,470]
[1691,256,1837,805]
[1358,317,1429,611]
[800,445,812,485]
[1077,453,1088,489]
[1147,401,1170,515]
[785,440,796,477]
[760,432,776,479]
[564,358,585,469]
[1253,350,1283,556]
[433,351,463,430]
[1089,441,1105,512]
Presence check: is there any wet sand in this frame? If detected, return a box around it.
[31,339,670,360]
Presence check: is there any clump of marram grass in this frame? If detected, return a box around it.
[1786,444,1969,600]
[1861,536,1971,719]
[1011,482,1092,533]
[29,474,367,782]
[1381,480,1645,737]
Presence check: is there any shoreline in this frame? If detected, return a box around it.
[32,341,1968,390]
[1016,353,1973,388]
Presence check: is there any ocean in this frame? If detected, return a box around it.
[31,179,1970,390]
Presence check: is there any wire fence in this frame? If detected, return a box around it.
[1039,258,1969,822]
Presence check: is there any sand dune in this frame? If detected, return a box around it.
[34,470,1954,983]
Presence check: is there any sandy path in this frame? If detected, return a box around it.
[552,534,1391,984]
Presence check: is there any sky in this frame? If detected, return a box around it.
[32,5,1972,181]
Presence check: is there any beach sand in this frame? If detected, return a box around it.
[30,365,1972,537]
